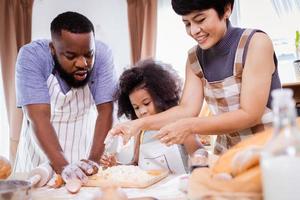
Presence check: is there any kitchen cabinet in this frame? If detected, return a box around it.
[278,60,300,103]
[278,60,300,114]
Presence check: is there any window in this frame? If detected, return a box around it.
[238,0,299,61]
[156,0,195,79]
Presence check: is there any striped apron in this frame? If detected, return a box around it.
[14,73,97,173]
[188,29,273,155]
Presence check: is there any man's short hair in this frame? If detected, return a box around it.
[50,11,94,37]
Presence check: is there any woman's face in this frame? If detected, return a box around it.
[50,30,95,87]
[129,88,157,118]
[182,8,230,49]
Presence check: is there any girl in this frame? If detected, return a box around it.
[101,59,203,173]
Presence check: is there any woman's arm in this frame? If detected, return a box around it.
[199,32,275,133]
[157,32,276,145]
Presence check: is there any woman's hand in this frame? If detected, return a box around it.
[108,120,142,144]
[154,118,193,146]
[100,154,117,168]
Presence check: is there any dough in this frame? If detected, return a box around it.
[85,165,168,188]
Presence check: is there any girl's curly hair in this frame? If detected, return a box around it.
[116,59,182,120]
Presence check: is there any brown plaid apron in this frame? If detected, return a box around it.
[187,29,273,155]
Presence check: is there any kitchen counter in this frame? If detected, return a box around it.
[278,60,300,105]
[278,60,300,87]
[31,174,187,200]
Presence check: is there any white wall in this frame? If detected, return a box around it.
[32,0,131,76]
[156,0,195,80]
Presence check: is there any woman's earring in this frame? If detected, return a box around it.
[224,15,230,21]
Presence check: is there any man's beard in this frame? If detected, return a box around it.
[53,55,91,88]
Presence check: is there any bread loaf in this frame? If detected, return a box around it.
[189,166,261,193]
[212,118,300,176]
[188,128,274,199]
[0,155,11,179]
[212,129,272,175]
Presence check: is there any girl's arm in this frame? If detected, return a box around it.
[130,134,141,165]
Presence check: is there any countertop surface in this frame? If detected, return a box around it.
[31,174,187,200]
[278,60,300,87]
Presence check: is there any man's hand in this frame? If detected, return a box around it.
[61,163,88,184]
[77,159,99,176]
[61,160,99,183]
[61,160,99,194]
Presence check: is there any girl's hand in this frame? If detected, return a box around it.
[154,118,193,146]
[108,120,142,144]
[100,154,117,168]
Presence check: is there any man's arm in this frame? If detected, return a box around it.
[24,104,68,174]
[88,102,113,163]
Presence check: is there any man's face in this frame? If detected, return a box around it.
[50,30,95,88]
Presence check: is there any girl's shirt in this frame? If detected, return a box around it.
[137,130,189,174]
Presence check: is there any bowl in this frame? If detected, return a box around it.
[0,180,31,200]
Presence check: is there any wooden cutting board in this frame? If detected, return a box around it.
[84,169,169,189]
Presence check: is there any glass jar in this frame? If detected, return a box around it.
[188,148,209,173]
[261,89,300,200]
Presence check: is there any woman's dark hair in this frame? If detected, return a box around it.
[117,59,182,120]
[172,0,234,18]
[50,11,94,38]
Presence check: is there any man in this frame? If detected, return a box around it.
[14,11,117,183]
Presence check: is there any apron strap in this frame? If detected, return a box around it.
[187,45,204,79]
[140,130,145,144]
[233,29,254,77]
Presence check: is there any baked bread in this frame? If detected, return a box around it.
[212,128,273,176]
[0,155,11,179]
[230,145,262,176]
[189,166,262,193]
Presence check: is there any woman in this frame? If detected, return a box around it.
[109,0,281,154]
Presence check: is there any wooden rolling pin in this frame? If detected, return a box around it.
[27,163,54,187]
